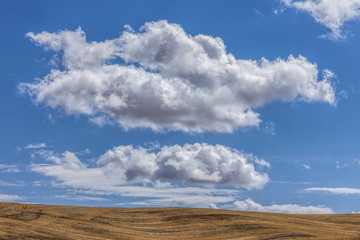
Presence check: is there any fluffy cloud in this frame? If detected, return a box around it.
[32,143,269,189]
[234,198,333,214]
[21,20,335,133]
[29,144,268,207]
[283,0,360,39]
[305,187,360,194]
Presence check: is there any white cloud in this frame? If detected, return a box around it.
[101,143,269,188]
[114,188,237,208]
[0,164,20,173]
[31,143,269,189]
[24,143,47,150]
[302,164,311,169]
[28,144,269,207]
[336,161,349,169]
[263,121,276,136]
[56,194,107,201]
[21,20,335,133]
[234,198,333,214]
[335,159,360,169]
[305,187,360,194]
[283,0,360,39]
[0,193,23,202]
[0,180,25,187]
[32,180,44,187]
[209,203,219,209]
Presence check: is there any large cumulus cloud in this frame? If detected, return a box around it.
[99,143,269,189]
[32,143,269,190]
[29,143,269,207]
[21,20,335,132]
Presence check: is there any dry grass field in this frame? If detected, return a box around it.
[0,202,360,239]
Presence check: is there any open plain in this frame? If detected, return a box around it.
[0,202,360,239]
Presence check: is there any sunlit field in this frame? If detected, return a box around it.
[1,203,360,239]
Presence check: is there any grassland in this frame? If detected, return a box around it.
[0,202,360,239]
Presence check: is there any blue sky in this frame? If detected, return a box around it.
[1,0,360,214]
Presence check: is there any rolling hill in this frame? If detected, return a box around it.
[0,202,359,239]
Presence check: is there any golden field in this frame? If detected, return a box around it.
[0,202,360,239]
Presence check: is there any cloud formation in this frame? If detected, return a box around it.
[0,180,24,187]
[31,143,269,189]
[28,144,269,207]
[114,187,238,208]
[56,194,107,202]
[283,0,360,39]
[24,143,47,150]
[234,198,333,214]
[0,193,23,202]
[0,164,20,173]
[101,143,269,188]
[21,20,335,133]
[305,187,360,194]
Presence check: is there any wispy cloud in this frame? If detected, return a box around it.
[305,187,360,195]
[0,180,25,187]
[19,143,47,150]
[335,159,360,169]
[282,0,360,39]
[25,143,47,150]
[356,159,360,166]
[263,121,276,136]
[234,198,333,214]
[302,164,311,170]
[114,187,238,208]
[0,164,20,173]
[56,194,107,202]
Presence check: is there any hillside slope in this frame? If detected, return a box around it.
[0,203,359,239]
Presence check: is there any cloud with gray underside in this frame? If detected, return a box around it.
[31,143,269,189]
[21,20,335,132]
